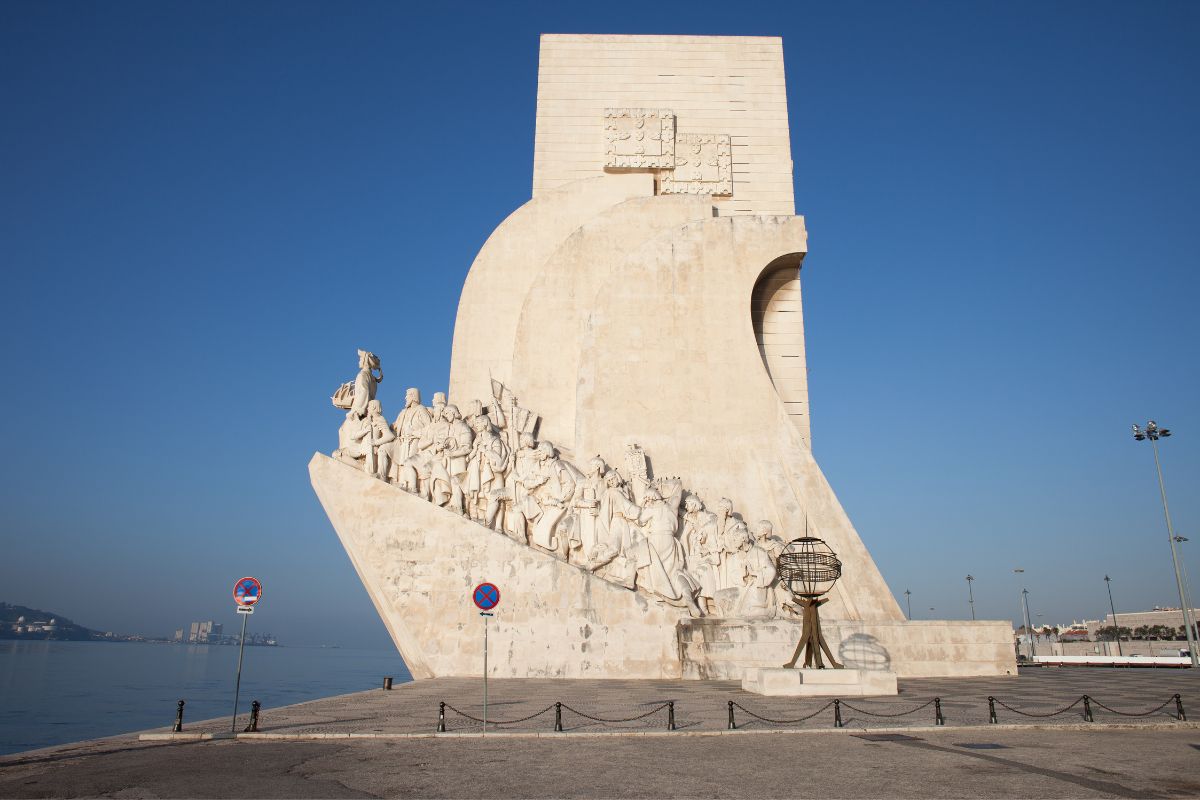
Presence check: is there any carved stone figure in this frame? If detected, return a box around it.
[752,519,785,562]
[333,399,395,479]
[574,457,607,559]
[465,413,509,527]
[503,432,540,543]
[584,469,640,589]
[392,388,432,462]
[323,358,821,619]
[352,350,383,418]
[432,404,473,513]
[682,495,721,614]
[735,526,779,620]
[632,480,703,617]
[714,498,742,590]
[397,393,453,502]
[332,349,383,416]
[751,519,786,612]
[517,441,577,557]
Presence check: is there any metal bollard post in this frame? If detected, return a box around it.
[834,699,843,728]
[934,697,944,726]
[1082,695,1093,722]
[172,700,185,733]
[554,702,563,732]
[987,696,997,724]
[667,701,676,731]
[383,676,393,690]
[1175,694,1186,722]
[727,700,736,730]
[437,701,446,732]
[243,700,260,733]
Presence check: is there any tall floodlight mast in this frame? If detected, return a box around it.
[1131,421,1198,667]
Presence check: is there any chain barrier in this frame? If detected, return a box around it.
[838,698,937,718]
[442,702,555,726]
[729,700,835,725]
[1088,696,1180,718]
[559,701,671,724]
[991,695,1084,718]
[431,692,1190,734]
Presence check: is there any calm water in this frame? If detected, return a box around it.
[0,641,411,755]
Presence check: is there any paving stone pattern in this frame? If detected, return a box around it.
[162,667,1199,736]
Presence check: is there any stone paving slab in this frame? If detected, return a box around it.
[6,725,1200,799]
[143,667,1200,738]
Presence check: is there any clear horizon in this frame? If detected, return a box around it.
[1,1,1197,650]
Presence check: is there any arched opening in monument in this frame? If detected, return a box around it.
[751,254,810,445]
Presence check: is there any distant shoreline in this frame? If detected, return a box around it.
[1,636,281,647]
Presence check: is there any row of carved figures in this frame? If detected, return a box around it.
[331,350,797,620]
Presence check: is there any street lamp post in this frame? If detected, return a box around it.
[903,589,912,620]
[1132,421,1198,667]
[966,574,976,621]
[1012,568,1032,658]
[1176,536,1196,644]
[1104,575,1123,657]
[1021,589,1036,659]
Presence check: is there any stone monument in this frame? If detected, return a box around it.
[310,34,1015,683]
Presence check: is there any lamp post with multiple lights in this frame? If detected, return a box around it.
[1013,568,1034,659]
[1131,420,1198,667]
[1104,575,1123,657]
[966,574,976,621]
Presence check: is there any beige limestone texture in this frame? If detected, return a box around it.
[742,667,899,697]
[680,620,1017,679]
[314,34,1017,680]
[449,173,654,401]
[534,34,794,217]
[311,453,686,679]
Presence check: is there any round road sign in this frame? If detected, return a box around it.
[473,582,500,611]
[234,576,262,606]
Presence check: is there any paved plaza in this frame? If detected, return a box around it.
[148,665,1200,735]
[1,668,1198,798]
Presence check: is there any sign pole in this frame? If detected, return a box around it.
[231,611,248,733]
[470,582,500,737]
[230,576,262,734]
[483,612,489,734]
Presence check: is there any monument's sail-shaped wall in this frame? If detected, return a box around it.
[312,34,1015,680]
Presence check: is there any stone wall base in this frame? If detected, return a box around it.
[680,618,1017,679]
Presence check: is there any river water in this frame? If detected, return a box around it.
[0,640,411,756]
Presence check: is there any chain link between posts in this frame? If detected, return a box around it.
[729,700,836,725]
[558,702,671,723]
[442,703,555,725]
[991,696,1085,718]
[1084,696,1179,718]
[838,698,937,718]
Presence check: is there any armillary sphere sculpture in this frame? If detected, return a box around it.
[777,537,844,669]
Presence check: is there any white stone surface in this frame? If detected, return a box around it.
[680,619,1017,679]
[742,667,899,697]
[534,34,795,217]
[310,453,686,679]
[311,34,1019,680]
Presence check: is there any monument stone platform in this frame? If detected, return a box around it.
[742,667,899,697]
[311,33,1017,682]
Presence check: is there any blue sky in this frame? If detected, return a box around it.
[1,1,1197,648]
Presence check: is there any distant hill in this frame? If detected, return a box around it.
[0,602,98,640]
